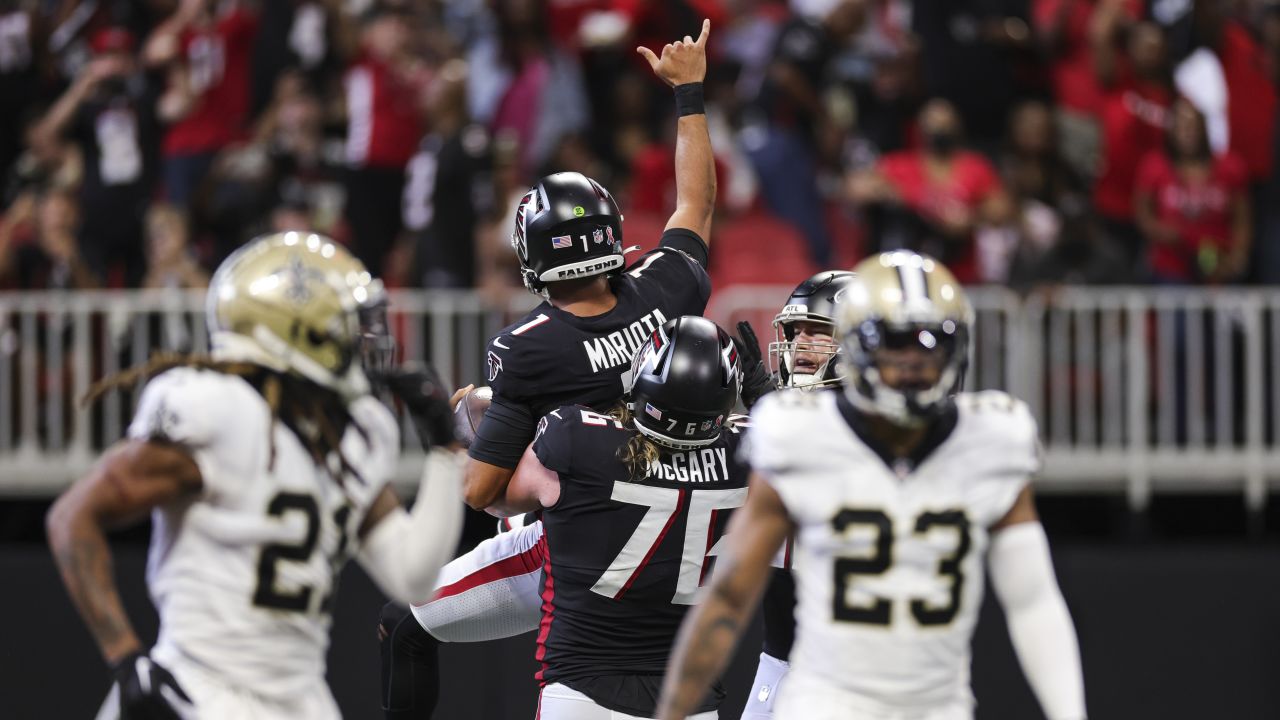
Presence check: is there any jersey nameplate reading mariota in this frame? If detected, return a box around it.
[582,308,668,373]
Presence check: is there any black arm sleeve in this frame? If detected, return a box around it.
[659,227,709,269]
[467,396,536,469]
[761,567,797,661]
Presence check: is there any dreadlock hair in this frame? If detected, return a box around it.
[607,401,661,482]
[85,352,369,488]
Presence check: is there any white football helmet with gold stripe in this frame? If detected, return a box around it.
[836,251,973,426]
[206,232,388,399]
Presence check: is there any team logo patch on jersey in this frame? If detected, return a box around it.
[645,403,663,420]
[487,351,503,381]
[551,235,572,249]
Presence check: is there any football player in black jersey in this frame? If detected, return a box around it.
[378,21,720,718]
[736,270,856,720]
[493,316,749,719]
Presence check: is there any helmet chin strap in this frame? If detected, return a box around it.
[791,370,823,388]
[785,347,842,390]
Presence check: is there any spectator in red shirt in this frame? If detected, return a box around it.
[1134,98,1251,284]
[144,0,260,208]
[343,4,424,275]
[1089,10,1173,274]
[1032,0,1142,179]
[847,99,1013,284]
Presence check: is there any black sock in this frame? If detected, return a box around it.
[379,602,442,718]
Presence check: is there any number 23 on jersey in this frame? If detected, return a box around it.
[830,507,972,627]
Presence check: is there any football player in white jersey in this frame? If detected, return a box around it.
[659,251,1086,720]
[46,233,466,720]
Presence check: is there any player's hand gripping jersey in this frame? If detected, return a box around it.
[470,229,711,469]
[532,406,751,717]
[746,389,1039,715]
[128,367,399,699]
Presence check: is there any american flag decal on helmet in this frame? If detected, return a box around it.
[645,403,663,420]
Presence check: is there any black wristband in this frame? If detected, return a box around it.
[673,82,705,117]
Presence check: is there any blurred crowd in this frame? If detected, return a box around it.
[0,0,1277,299]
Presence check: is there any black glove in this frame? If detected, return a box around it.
[735,320,776,410]
[111,652,195,720]
[371,364,456,450]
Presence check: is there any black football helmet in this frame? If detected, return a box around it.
[769,270,856,390]
[628,316,741,449]
[510,172,625,295]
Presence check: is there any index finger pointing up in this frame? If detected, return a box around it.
[695,18,710,47]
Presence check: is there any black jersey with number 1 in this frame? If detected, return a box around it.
[469,229,712,470]
[531,405,752,717]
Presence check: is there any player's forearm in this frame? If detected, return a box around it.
[462,458,515,509]
[990,522,1087,720]
[669,106,716,242]
[359,450,465,605]
[46,502,142,664]
[657,582,752,719]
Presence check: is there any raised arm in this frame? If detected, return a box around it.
[657,472,793,720]
[989,485,1087,720]
[638,19,716,246]
[143,0,206,67]
[30,57,122,152]
[1088,0,1128,88]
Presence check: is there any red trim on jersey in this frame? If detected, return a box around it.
[700,508,721,585]
[512,313,551,335]
[534,535,555,684]
[616,488,688,600]
[424,542,545,604]
[783,535,793,569]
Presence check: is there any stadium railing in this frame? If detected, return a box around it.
[0,286,1274,512]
